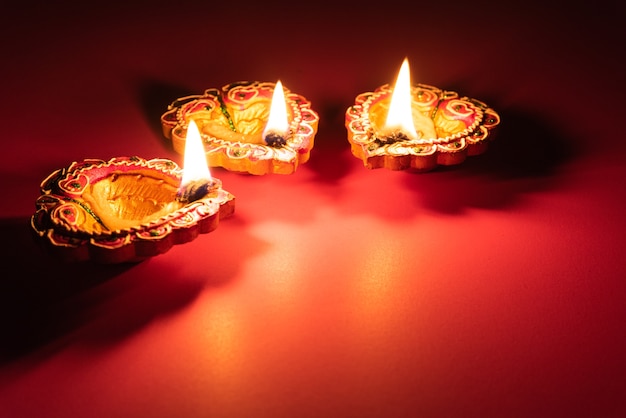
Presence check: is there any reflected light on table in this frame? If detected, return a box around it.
[193,297,246,390]
[348,232,407,333]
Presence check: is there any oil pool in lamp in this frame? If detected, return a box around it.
[345,58,500,171]
[30,120,235,264]
[161,81,319,175]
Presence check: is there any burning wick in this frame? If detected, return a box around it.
[176,119,215,203]
[262,80,290,147]
[264,132,287,147]
[374,131,415,145]
[176,179,217,203]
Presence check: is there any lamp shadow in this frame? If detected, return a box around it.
[133,78,196,150]
[464,105,577,178]
[0,216,259,365]
[0,217,132,362]
[399,106,580,215]
[305,97,356,184]
[301,104,580,221]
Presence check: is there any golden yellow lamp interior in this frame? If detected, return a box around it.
[67,121,213,234]
[82,169,182,233]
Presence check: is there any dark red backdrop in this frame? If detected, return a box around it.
[1,1,625,417]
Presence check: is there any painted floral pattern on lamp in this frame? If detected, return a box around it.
[31,156,235,263]
[346,83,500,171]
[161,81,319,175]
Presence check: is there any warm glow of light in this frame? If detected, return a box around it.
[262,80,289,138]
[384,58,418,140]
[180,119,212,187]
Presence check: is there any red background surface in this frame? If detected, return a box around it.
[1,1,625,417]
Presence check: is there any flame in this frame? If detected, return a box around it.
[262,80,289,138]
[384,58,418,140]
[180,119,212,188]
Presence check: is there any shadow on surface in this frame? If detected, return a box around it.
[401,106,580,214]
[0,217,133,362]
[305,97,356,184]
[0,216,256,365]
[466,106,577,178]
[133,78,196,150]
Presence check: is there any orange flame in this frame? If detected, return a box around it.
[180,119,211,188]
[384,58,418,140]
[263,80,290,138]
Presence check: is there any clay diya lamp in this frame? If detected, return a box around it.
[346,58,500,171]
[31,123,235,263]
[161,80,319,175]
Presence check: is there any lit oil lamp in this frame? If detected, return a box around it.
[31,120,235,263]
[161,81,319,175]
[346,58,500,171]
